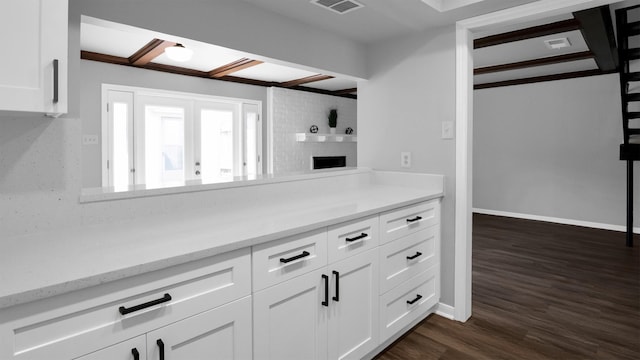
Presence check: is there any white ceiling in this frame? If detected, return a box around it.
[81,0,636,93]
[238,0,540,44]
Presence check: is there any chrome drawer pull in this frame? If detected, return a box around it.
[119,293,172,315]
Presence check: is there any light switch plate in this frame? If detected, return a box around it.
[441,121,454,139]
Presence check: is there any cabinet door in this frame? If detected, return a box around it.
[0,0,67,115]
[74,336,146,360]
[146,296,252,360]
[253,268,328,360]
[328,249,379,360]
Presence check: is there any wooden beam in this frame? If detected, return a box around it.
[81,50,355,99]
[474,19,581,49]
[280,74,334,87]
[81,50,129,65]
[474,51,594,75]
[129,39,175,66]
[209,58,263,78]
[333,88,357,95]
[474,69,616,89]
[573,6,618,71]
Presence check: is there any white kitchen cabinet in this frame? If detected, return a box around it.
[0,248,251,360]
[253,224,380,360]
[74,336,146,360]
[327,249,379,360]
[0,0,67,116]
[253,268,329,360]
[147,296,252,360]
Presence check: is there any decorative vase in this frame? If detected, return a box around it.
[329,128,336,135]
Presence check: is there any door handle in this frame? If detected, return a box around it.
[322,274,329,306]
[332,270,340,302]
[52,59,59,104]
[157,339,165,360]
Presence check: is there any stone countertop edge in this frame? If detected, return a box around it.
[0,189,443,310]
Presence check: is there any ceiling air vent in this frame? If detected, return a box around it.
[311,0,364,15]
[544,37,572,50]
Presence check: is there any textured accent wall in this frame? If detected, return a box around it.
[270,87,357,174]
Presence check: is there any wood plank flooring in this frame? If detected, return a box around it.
[375,214,640,360]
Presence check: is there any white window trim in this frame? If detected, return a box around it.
[101,83,263,188]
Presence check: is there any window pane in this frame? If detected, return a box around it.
[112,102,130,190]
[200,109,234,180]
[145,105,185,187]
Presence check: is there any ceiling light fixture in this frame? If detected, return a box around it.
[165,43,193,62]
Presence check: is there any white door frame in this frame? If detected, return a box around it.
[454,0,625,322]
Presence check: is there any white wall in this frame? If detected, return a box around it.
[474,73,640,230]
[73,0,367,79]
[359,26,457,305]
[270,87,357,174]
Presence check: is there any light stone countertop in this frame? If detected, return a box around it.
[0,171,443,309]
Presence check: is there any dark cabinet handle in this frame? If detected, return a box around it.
[157,339,165,360]
[406,216,422,223]
[52,59,59,104]
[407,252,423,260]
[280,251,310,263]
[346,233,368,242]
[407,294,423,305]
[131,348,140,360]
[332,271,340,302]
[322,274,329,306]
[119,293,172,315]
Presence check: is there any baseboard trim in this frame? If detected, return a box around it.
[473,208,640,234]
[435,302,456,320]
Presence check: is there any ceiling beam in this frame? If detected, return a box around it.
[573,6,618,72]
[129,39,175,66]
[209,58,263,78]
[333,88,358,95]
[474,19,581,49]
[474,69,616,90]
[81,51,355,99]
[474,51,594,75]
[280,74,334,87]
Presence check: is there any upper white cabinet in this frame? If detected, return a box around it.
[0,0,68,116]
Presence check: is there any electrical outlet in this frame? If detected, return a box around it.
[82,135,99,145]
[401,152,411,168]
[442,121,454,139]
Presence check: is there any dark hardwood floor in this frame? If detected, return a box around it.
[375,214,640,360]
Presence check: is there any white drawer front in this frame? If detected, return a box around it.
[252,229,327,291]
[379,200,440,244]
[4,248,251,360]
[379,265,439,343]
[379,226,439,294]
[327,215,379,263]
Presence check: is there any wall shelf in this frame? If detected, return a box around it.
[296,133,357,143]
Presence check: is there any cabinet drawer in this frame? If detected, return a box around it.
[379,266,439,343]
[252,229,327,291]
[327,215,379,263]
[379,227,439,294]
[379,200,439,244]
[2,248,251,360]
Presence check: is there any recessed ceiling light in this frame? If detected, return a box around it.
[544,37,572,50]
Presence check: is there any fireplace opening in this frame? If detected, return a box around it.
[312,156,346,170]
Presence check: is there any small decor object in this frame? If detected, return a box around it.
[328,109,338,134]
[310,125,319,133]
[345,127,353,135]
